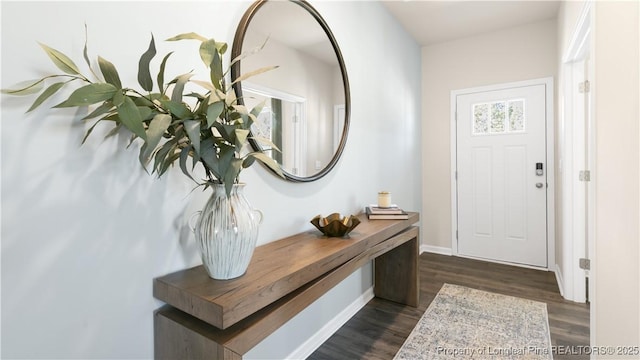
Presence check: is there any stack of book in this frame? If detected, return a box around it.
[365,204,409,220]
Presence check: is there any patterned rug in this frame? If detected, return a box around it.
[394,283,553,359]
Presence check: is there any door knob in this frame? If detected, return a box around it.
[536,183,544,189]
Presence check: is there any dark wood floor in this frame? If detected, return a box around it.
[308,252,590,360]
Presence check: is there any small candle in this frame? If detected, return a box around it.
[378,191,391,208]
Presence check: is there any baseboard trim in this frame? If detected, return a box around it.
[420,244,453,256]
[286,287,375,359]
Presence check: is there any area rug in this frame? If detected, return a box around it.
[394,283,552,359]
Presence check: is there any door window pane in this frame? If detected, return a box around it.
[472,99,525,136]
[508,99,525,132]
[490,101,506,133]
[473,103,489,134]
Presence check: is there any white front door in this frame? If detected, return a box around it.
[456,83,548,267]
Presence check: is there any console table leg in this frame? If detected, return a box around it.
[155,306,242,360]
[374,232,419,307]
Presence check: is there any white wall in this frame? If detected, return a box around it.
[0,1,422,359]
[591,1,640,353]
[421,19,557,250]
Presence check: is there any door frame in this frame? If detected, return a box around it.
[560,1,591,304]
[450,77,556,270]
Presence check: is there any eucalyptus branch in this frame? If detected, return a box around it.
[2,29,283,198]
[1,74,86,95]
[126,88,167,113]
[76,73,92,84]
[177,137,190,147]
[82,24,102,82]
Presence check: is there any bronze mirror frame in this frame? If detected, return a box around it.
[231,0,351,182]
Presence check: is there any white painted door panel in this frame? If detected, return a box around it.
[457,84,547,267]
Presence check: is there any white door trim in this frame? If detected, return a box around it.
[560,1,592,305]
[450,77,555,271]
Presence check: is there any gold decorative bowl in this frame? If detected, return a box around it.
[310,213,361,238]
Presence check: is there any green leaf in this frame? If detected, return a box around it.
[185,92,206,102]
[138,106,152,121]
[179,145,197,183]
[165,32,207,42]
[192,80,215,92]
[112,90,125,106]
[39,43,81,75]
[55,83,117,107]
[192,151,199,172]
[249,101,265,118]
[154,143,180,176]
[224,158,243,196]
[101,113,120,122]
[199,39,219,69]
[242,100,265,130]
[206,101,224,127]
[225,87,237,107]
[171,73,193,103]
[217,143,235,176]
[81,118,103,145]
[83,24,92,69]
[98,56,122,88]
[211,88,226,103]
[133,93,164,107]
[234,128,249,149]
[250,135,281,152]
[227,110,242,122]
[81,24,103,83]
[160,99,191,119]
[210,49,224,91]
[2,79,45,95]
[233,106,250,128]
[81,101,114,120]
[216,42,228,55]
[194,94,209,117]
[114,91,147,140]
[142,114,172,163]
[138,143,151,173]
[234,104,249,116]
[26,81,66,112]
[230,65,278,86]
[184,120,201,157]
[213,121,236,144]
[190,138,201,167]
[157,51,173,94]
[138,35,156,92]
[159,151,181,176]
[104,122,122,139]
[200,138,221,179]
[247,151,285,178]
[242,155,256,169]
[152,138,177,175]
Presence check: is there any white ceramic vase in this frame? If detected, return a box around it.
[193,183,262,280]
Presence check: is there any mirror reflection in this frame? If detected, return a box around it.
[233,0,349,181]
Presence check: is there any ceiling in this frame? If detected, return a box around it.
[380,0,561,46]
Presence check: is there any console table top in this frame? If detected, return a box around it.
[153,212,419,329]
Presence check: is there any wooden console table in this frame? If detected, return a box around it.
[153,212,419,359]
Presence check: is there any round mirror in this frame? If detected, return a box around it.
[231,0,350,182]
